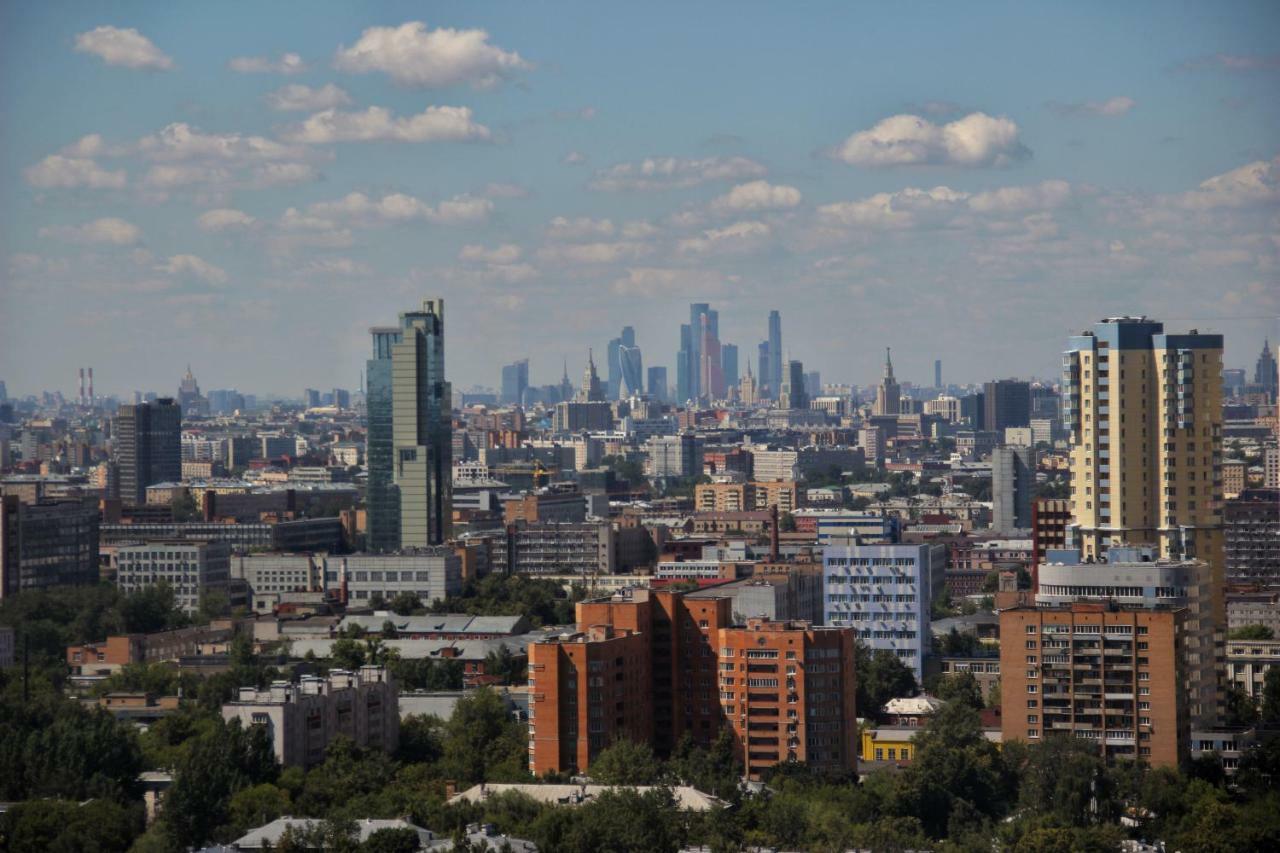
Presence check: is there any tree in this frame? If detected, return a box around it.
[388,592,423,617]
[1262,668,1280,723]
[171,492,200,522]
[934,671,984,710]
[440,688,529,784]
[1230,624,1275,640]
[855,645,918,719]
[778,512,797,532]
[399,714,445,765]
[1224,683,1260,728]
[361,827,423,853]
[1017,735,1111,827]
[0,798,139,853]
[228,783,292,836]
[588,739,663,785]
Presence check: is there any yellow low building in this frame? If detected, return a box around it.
[860,727,919,763]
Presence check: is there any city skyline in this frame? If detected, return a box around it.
[2,2,1278,396]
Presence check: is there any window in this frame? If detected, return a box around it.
[1026,685,1038,694]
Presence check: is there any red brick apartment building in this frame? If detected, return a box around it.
[1000,602,1188,768]
[528,587,857,780]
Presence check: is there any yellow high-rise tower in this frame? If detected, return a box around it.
[1063,317,1224,618]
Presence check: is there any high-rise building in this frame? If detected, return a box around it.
[983,379,1031,432]
[1000,602,1191,767]
[687,304,712,400]
[805,371,821,399]
[115,399,181,505]
[1062,317,1224,626]
[0,495,100,599]
[527,587,857,779]
[698,313,724,401]
[500,359,529,406]
[619,341,644,398]
[1224,488,1280,585]
[303,388,321,408]
[366,326,402,552]
[739,362,758,406]
[576,350,607,403]
[177,366,208,416]
[822,540,946,682]
[779,360,807,411]
[391,299,452,548]
[992,445,1037,531]
[934,359,942,389]
[721,344,739,392]
[768,310,782,401]
[873,348,900,416]
[1254,338,1277,401]
[757,341,771,399]
[646,366,668,403]
[677,324,694,403]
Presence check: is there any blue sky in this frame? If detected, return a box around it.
[1,1,1277,397]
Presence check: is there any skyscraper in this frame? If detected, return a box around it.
[1063,317,1224,623]
[934,359,942,389]
[577,350,607,402]
[983,379,1031,431]
[390,299,452,548]
[699,313,724,400]
[688,303,711,400]
[500,359,529,405]
[757,341,771,399]
[721,343,739,391]
[646,366,667,403]
[1255,338,1277,401]
[992,445,1036,531]
[780,360,807,410]
[873,348,900,416]
[366,325,402,552]
[767,310,782,400]
[618,345,644,397]
[677,324,693,403]
[115,398,181,504]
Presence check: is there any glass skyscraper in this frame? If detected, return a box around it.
[366,325,402,552]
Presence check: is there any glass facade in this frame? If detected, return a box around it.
[365,326,401,552]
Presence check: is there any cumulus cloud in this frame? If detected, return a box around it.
[818,180,1071,229]
[459,243,523,264]
[590,155,767,191]
[831,112,1029,168]
[709,180,802,214]
[333,21,531,88]
[265,83,352,111]
[197,208,256,231]
[40,217,141,245]
[482,182,529,199]
[142,164,232,188]
[138,122,307,162]
[251,163,318,187]
[74,26,173,70]
[303,191,494,226]
[1179,158,1279,209]
[546,216,615,239]
[1047,96,1135,117]
[25,155,126,189]
[612,267,733,297]
[563,150,589,166]
[158,254,227,284]
[281,105,490,143]
[538,241,650,265]
[229,52,307,74]
[298,257,372,277]
[678,220,772,255]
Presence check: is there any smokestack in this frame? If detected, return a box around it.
[770,504,779,562]
[79,368,85,406]
[88,368,93,403]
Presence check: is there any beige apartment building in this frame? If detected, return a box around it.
[1062,317,1225,629]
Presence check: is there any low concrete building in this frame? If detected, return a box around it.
[115,540,231,615]
[1227,638,1280,701]
[221,666,399,768]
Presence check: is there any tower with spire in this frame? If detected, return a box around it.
[577,350,606,402]
[1255,338,1278,402]
[558,358,574,402]
[739,360,758,406]
[873,347,901,416]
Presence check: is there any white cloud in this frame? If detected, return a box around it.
[967,180,1073,213]
[138,122,306,162]
[1047,96,1136,117]
[482,182,529,199]
[538,241,650,265]
[281,105,490,144]
[265,83,352,111]
[25,155,126,189]
[304,191,493,226]
[74,26,173,70]
[709,180,802,214]
[251,163,318,187]
[40,217,141,245]
[460,243,522,264]
[589,155,767,191]
[547,216,615,239]
[158,254,227,284]
[143,164,232,188]
[1179,158,1279,209]
[832,112,1029,168]
[678,220,772,255]
[229,52,307,74]
[612,267,733,297]
[563,150,588,166]
[197,209,256,231]
[1175,53,1280,72]
[333,21,531,88]
[298,257,372,277]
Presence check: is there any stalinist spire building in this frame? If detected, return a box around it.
[873,348,900,416]
[577,349,606,402]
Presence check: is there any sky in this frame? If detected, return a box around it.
[1,0,1278,399]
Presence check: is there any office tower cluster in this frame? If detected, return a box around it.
[366,299,452,551]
